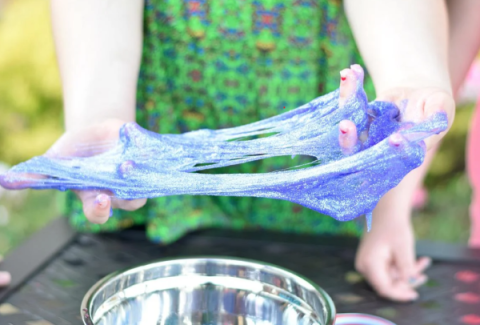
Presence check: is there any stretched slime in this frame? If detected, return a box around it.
[0,65,448,229]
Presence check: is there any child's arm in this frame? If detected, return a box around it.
[447,0,480,93]
[345,0,450,94]
[344,0,455,302]
[49,0,146,222]
[51,0,144,131]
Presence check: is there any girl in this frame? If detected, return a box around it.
[1,0,455,303]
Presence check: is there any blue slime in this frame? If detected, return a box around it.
[0,66,448,230]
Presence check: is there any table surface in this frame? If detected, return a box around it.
[1,217,480,325]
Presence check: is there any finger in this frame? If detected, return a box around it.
[339,68,358,105]
[0,271,11,287]
[361,260,419,302]
[390,267,428,289]
[407,257,431,289]
[390,256,431,281]
[422,92,455,150]
[338,120,358,153]
[388,133,405,147]
[357,257,391,298]
[423,91,454,123]
[0,172,46,190]
[76,191,112,224]
[393,242,417,283]
[350,64,365,82]
[415,256,432,274]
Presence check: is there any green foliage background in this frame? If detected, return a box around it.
[0,0,63,165]
[0,0,475,255]
[0,0,64,255]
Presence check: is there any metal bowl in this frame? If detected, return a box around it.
[81,257,336,325]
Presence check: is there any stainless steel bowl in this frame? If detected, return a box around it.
[81,257,336,325]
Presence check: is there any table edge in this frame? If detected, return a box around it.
[1,217,479,303]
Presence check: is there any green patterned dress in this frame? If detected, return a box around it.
[65,0,375,244]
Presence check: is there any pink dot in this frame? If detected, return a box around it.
[461,314,480,325]
[455,271,480,283]
[455,292,480,304]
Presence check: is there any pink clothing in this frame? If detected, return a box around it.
[467,95,480,247]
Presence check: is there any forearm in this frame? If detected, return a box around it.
[447,0,480,94]
[344,0,451,95]
[51,0,144,131]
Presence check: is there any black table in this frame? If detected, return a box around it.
[1,217,480,325]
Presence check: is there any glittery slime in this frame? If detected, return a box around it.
[0,65,447,230]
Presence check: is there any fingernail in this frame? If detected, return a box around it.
[0,271,11,285]
[94,194,108,208]
[340,69,348,81]
[408,276,417,285]
[389,133,403,147]
[351,64,363,74]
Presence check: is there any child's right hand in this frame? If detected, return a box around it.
[1,119,146,224]
[48,119,147,224]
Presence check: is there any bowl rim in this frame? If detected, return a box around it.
[80,255,336,325]
[335,313,397,325]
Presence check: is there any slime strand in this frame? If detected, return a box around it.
[0,65,448,225]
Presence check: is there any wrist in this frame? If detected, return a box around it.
[64,104,136,132]
[364,213,412,235]
[61,80,138,132]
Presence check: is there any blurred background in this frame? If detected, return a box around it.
[0,0,479,256]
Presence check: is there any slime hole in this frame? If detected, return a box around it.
[227,132,279,142]
[193,163,217,167]
[195,155,317,174]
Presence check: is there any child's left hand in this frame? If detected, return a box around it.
[355,215,431,302]
[356,84,453,301]
[376,86,455,151]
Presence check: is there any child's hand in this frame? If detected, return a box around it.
[356,84,451,301]
[48,119,147,224]
[355,217,431,301]
[2,119,146,224]
[376,86,455,150]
